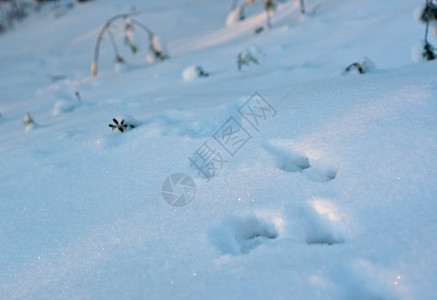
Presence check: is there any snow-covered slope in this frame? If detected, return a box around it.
[1,0,437,299]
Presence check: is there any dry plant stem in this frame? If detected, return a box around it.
[92,12,138,76]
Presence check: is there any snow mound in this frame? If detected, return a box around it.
[182,65,209,81]
[343,57,377,75]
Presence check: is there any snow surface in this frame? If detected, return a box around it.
[1,0,437,299]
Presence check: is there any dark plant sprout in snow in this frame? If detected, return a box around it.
[420,0,437,61]
[423,42,437,60]
[109,118,135,133]
[343,57,376,75]
[344,62,365,74]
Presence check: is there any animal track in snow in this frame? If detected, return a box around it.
[209,215,278,255]
[264,140,337,182]
[286,198,346,246]
[209,199,346,257]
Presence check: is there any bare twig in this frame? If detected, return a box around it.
[92,12,138,76]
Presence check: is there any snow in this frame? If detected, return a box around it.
[226,6,244,27]
[182,65,208,80]
[1,0,437,299]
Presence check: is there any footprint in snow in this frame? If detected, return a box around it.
[209,200,346,257]
[289,199,346,246]
[209,215,278,255]
[263,140,337,183]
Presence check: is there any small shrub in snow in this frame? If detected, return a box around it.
[182,66,209,81]
[300,0,305,14]
[23,112,34,125]
[124,18,138,54]
[343,57,376,75]
[412,1,437,62]
[237,45,264,70]
[0,0,31,33]
[23,112,36,130]
[417,1,437,25]
[108,115,138,132]
[422,41,437,60]
[264,0,275,29]
[411,40,437,62]
[91,13,169,76]
[146,34,169,63]
[228,0,276,30]
[0,1,82,34]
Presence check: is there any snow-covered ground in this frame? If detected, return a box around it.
[1,0,437,299]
